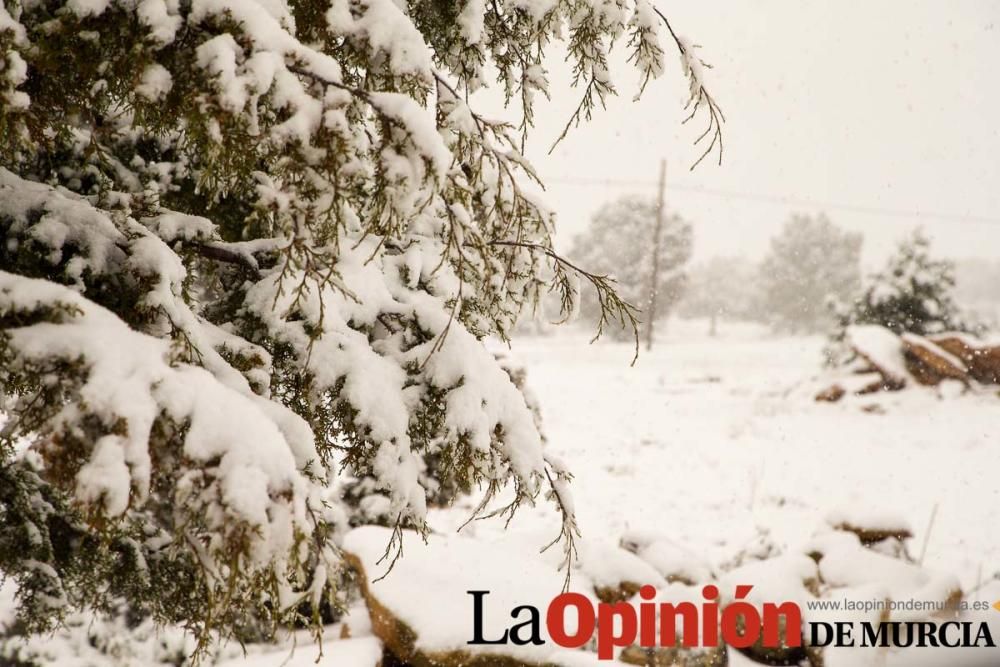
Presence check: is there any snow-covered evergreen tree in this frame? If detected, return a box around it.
[845,228,964,335]
[0,0,721,652]
[569,194,693,342]
[758,213,862,333]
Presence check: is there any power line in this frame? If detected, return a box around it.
[541,176,1000,227]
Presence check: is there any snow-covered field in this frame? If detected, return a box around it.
[5,320,999,666]
[477,320,999,591]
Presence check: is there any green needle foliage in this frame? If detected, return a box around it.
[0,0,722,655]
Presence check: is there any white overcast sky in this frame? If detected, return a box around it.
[490,0,1000,267]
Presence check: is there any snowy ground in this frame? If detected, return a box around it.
[5,319,999,665]
[437,319,999,593]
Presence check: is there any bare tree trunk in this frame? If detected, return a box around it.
[645,160,667,351]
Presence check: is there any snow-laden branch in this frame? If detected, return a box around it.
[0,0,717,648]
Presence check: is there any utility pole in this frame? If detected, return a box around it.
[645,159,666,351]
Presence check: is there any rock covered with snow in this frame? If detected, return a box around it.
[343,526,601,666]
[900,333,970,386]
[817,543,960,618]
[929,333,1000,384]
[826,505,914,546]
[575,538,667,603]
[620,530,714,585]
[819,324,1000,402]
[846,325,910,389]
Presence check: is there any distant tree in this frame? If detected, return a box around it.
[678,256,760,335]
[569,195,694,342]
[758,214,862,333]
[845,229,965,335]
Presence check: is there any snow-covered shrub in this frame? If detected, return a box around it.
[826,229,973,367]
[845,229,966,336]
[0,0,722,654]
[569,194,693,341]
